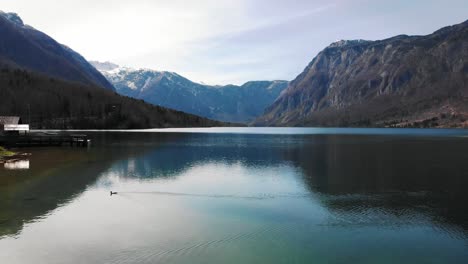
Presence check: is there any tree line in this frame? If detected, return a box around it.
[0,68,226,129]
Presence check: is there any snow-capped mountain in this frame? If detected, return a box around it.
[91,61,289,123]
[0,12,228,129]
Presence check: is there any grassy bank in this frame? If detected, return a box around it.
[0,146,16,159]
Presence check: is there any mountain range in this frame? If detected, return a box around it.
[0,11,226,128]
[90,61,288,123]
[255,20,468,128]
[1,10,466,129]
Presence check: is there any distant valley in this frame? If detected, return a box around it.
[91,61,288,123]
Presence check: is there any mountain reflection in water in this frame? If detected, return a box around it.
[0,130,467,264]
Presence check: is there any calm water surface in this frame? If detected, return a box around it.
[1,128,468,263]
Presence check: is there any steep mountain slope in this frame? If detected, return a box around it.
[0,11,230,129]
[255,20,468,128]
[91,62,288,123]
[0,67,226,129]
[0,11,114,90]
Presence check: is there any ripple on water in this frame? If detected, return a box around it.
[107,223,299,264]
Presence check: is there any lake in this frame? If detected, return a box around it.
[1,128,468,263]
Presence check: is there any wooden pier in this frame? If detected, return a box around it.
[0,133,90,148]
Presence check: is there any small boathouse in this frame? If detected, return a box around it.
[0,116,29,135]
[0,116,89,147]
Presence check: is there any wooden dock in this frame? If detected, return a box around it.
[0,133,90,147]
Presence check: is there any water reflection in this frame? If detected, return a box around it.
[0,146,152,238]
[95,133,468,237]
[282,135,468,235]
[4,160,29,170]
[89,134,468,229]
[0,131,467,263]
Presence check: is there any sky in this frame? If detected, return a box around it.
[2,0,468,85]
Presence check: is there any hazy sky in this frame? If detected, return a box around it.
[3,0,468,85]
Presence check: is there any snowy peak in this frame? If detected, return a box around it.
[90,61,203,91]
[90,61,120,72]
[91,61,289,123]
[90,61,173,76]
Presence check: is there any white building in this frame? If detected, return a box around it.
[0,116,29,135]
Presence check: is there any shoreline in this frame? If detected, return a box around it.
[28,127,468,137]
[0,146,31,163]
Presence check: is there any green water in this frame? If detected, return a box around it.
[1,128,468,263]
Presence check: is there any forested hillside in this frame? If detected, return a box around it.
[0,67,227,129]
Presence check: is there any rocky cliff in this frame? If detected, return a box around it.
[255,20,468,128]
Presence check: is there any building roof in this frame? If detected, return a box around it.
[0,116,21,125]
